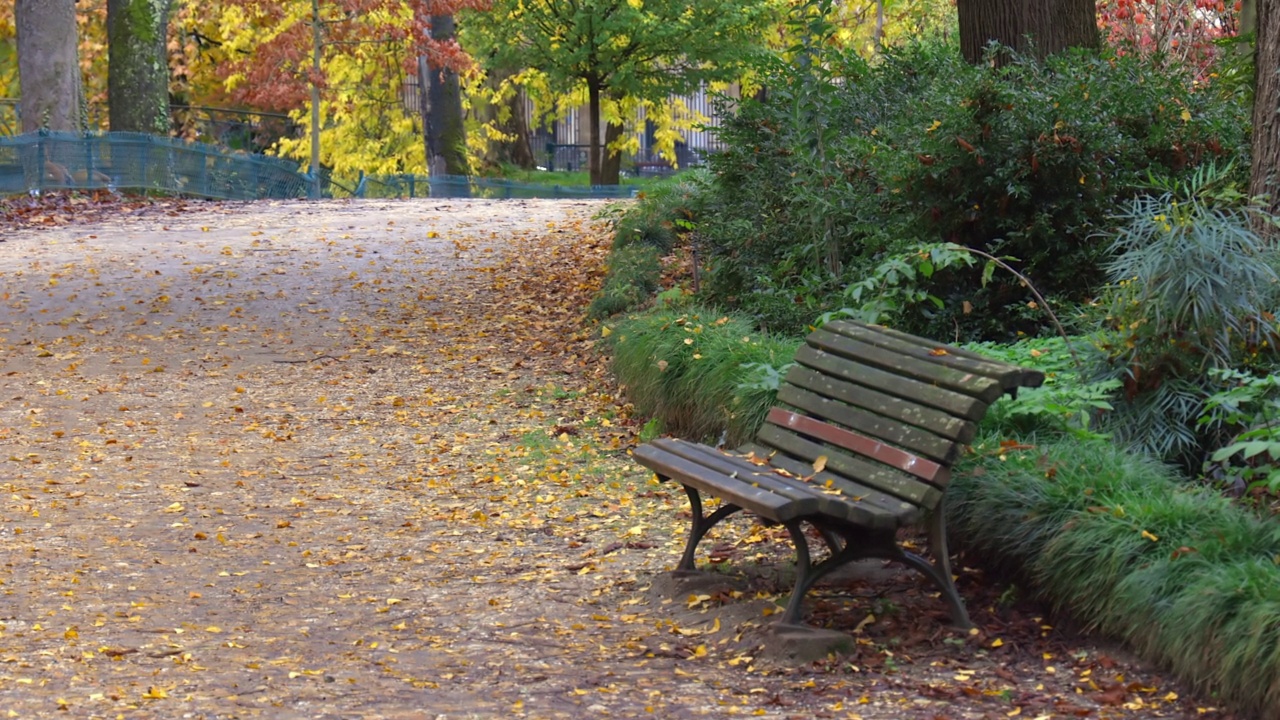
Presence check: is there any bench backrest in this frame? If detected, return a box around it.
[751,320,1045,512]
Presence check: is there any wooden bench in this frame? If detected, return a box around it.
[632,320,1044,630]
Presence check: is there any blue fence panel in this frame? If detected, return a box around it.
[0,131,311,200]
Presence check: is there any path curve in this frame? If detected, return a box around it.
[0,198,1232,720]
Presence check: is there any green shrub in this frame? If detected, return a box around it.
[589,171,719,320]
[1200,369,1280,498]
[962,335,1118,438]
[950,434,1280,718]
[699,39,1249,341]
[1092,190,1280,469]
[605,306,798,445]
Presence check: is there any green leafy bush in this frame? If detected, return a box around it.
[961,335,1118,438]
[1200,369,1280,498]
[589,171,718,320]
[1092,191,1280,468]
[700,39,1249,340]
[817,242,979,327]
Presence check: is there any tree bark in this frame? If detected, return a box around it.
[587,77,603,185]
[107,0,173,135]
[15,0,84,133]
[426,14,470,177]
[1042,0,1098,56]
[873,0,885,54]
[957,0,1098,65]
[476,67,535,172]
[1252,0,1280,231]
[1242,0,1258,35]
[498,87,535,170]
[600,120,624,185]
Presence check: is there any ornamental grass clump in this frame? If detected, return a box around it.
[605,307,797,445]
[587,243,662,320]
[611,168,715,255]
[950,435,1280,717]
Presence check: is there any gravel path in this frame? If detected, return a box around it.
[0,198,1237,720]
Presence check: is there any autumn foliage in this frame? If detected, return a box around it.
[218,0,485,113]
[1096,0,1241,74]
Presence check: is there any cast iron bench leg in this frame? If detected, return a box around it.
[927,510,959,609]
[777,521,875,627]
[888,513,972,630]
[675,484,742,572]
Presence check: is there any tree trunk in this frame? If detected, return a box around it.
[1253,0,1280,232]
[873,0,885,54]
[1043,0,1098,56]
[426,14,470,177]
[499,87,535,170]
[957,0,1098,65]
[600,121,624,185]
[107,0,173,135]
[1242,0,1258,35]
[476,67,535,172]
[586,78,603,185]
[15,0,84,133]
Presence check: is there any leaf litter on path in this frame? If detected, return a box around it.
[0,197,1239,719]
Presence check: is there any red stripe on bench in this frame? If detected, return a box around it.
[766,408,945,483]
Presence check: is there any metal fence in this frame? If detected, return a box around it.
[399,74,731,172]
[0,131,314,200]
[523,84,732,171]
[170,104,298,153]
[349,173,638,199]
[0,132,643,201]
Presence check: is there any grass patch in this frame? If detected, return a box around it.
[951,434,1280,717]
[587,244,663,320]
[605,305,798,446]
[612,169,715,255]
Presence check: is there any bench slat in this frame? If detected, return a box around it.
[786,358,978,439]
[737,442,922,526]
[650,438,820,505]
[793,344,985,419]
[766,408,948,484]
[808,328,1004,403]
[776,384,960,463]
[832,320,1047,390]
[756,424,944,507]
[632,443,809,522]
[660,439,900,530]
[825,321,1036,389]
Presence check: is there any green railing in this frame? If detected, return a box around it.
[0,130,313,200]
[349,172,639,200]
[1,131,643,201]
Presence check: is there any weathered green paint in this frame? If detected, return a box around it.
[107,0,173,135]
[790,350,984,429]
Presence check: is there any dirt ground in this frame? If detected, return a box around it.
[0,196,1242,719]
